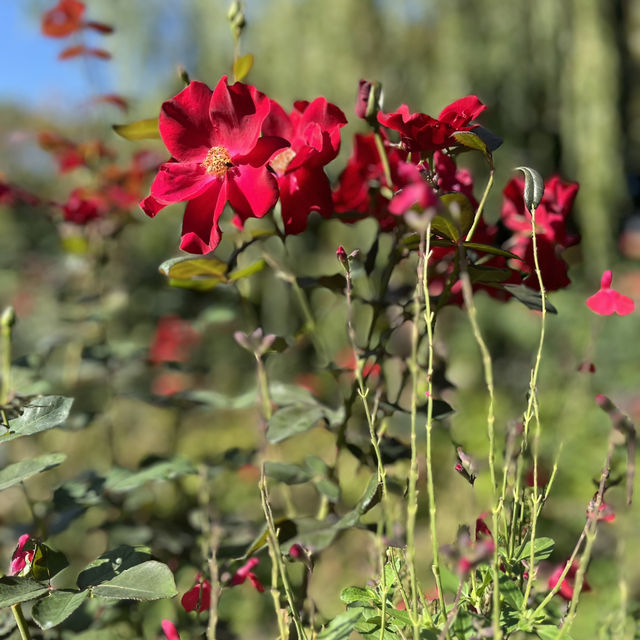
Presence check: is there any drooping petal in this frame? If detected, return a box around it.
[160,82,214,162]
[279,167,333,234]
[234,135,290,167]
[161,620,182,640]
[209,77,271,155]
[180,181,227,254]
[150,161,212,204]
[140,194,167,218]
[226,165,279,223]
[438,96,486,127]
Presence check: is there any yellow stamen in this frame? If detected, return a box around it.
[202,146,233,177]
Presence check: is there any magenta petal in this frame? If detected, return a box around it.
[614,292,635,316]
[586,290,616,315]
[150,161,212,204]
[235,136,290,167]
[209,76,271,154]
[180,181,227,254]
[161,620,182,640]
[160,81,214,162]
[140,194,167,218]
[226,165,279,222]
[438,96,486,127]
[279,168,332,234]
[262,99,294,140]
[600,270,613,289]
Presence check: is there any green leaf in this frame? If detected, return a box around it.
[32,590,88,630]
[264,461,312,485]
[104,457,196,493]
[244,518,299,557]
[452,131,488,154]
[233,53,254,82]
[32,543,69,582]
[432,193,474,241]
[515,537,555,563]
[515,166,545,212]
[228,258,266,281]
[112,117,160,141]
[503,284,558,314]
[438,565,461,596]
[270,383,319,406]
[0,453,66,491]
[468,265,513,284]
[305,455,329,476]
[266,404,326,443]
[77,545,152,589]
[90,561,177,601]
[0,577,49,607]
[159,255,228,291]
[462,242,519,260]
[318,609,363,639]
[354,474,382,515]
[499,574,523,609]
[3,396,73,442]
[536,625,575,640]
[314,477,341,503]
[340,586,373,604]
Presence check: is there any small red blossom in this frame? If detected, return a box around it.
[335,347,381,381]
[10,535,35,576]
[548,561,590,601]
[230,557,264,592]
[262,97,346,234]
[141,77,289,254]
[377,96,486,154]
[148,315,200,364]
[42,0,85,38]
[181,574,211,613]
[161,620,182,640]
[61,188,106,225]
[388,161,438,216]
[586,270,635,316]
[475,513,492,540]
[0,179,40,207]
[588,501,615,523]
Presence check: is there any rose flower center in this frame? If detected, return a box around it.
[202,146,233,177]
[270,148,296,174]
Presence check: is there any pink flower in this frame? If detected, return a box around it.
[181,574,211,613]
[61,188,105,224]
[148,315,200,364]
[141,78,289,254]
[10,534,35,576]
[377,96,486,154]
[586,270,635,316]
[161,620,181,640]
[230,557,265,592]
[548,561,590,601]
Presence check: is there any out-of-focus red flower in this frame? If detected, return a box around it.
[148,315,200,364]
[38,132,115,174]
[151,371,192,397]
[333,132,407,230]
[230,557,264,592]
[10,534,35,576]
[586,270,635,316]
[434,151,476,206]
[61,188,106,224]
[181,574,211,613]
[501,175,579,292]
[334,347,381,381]
[0,179,40,207]
[161,620,182,640]
[588,501,615,523]
[388,161,438,216]
[377,96,486,155]
[262,97,346,234]
[140,77,289,254]
[475,513,492,540]
[101,150,161,210]
[548,561,590,601]
[42,0,85,37]
[59,45,111,60]
[578,361,596,374]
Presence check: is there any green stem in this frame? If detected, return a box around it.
[374,130,393,191]
[11,604,31,640]
[458,245,500,640]
[465,169,495,242]
[1,307,15,405]
[420,228,448,628]
[260,469,307,640]
[256,355,272,422]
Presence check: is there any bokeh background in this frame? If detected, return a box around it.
[1,1,640,638]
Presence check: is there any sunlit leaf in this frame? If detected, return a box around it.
[264,461,312,485]
[515,537,554,562]
[104,458,196,493]
[452,130,488,154]
[317,609,363,640]
[159,255,228,291]
[90,561,177,601]
[233,54,254,82]
[433,193,474,241]
[112,118,160,141]
[77,546,152,589]
[0,453,66,491]
[32,590,88,630]
[2,396,73,442]
[0,577,48,608]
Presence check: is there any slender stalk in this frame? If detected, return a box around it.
[420,228,448,626]
[256,355,272,422]
[260,469,307,640]
[206,524,222,640]
[1,307,15,405]
[458,246,500,639]
[373,130,393,190]
[464,169,495,242]
[11,604,31,640]
[438,580,464,640]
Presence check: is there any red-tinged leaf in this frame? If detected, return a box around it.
[59,45,111,60]
[93,94,129,111]
[84,20,114,34]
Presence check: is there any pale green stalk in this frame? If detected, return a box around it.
[1,307,15,405]
[374,131,393,190]
[256,355,272,421]
[11,604,31,640]
[260,469,307,640]
[420,227,448,627]
[464,169,495,242]
[458,246,500,639]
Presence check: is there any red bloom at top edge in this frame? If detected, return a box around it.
[377,96,486,154]
[586,270,635,316]
[140,77,289,254]
[42,0,85,37]
[262,97,347,234]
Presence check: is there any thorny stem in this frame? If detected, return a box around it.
[420,227,448,628]
[458,245,501,640]
[260,469,308,640]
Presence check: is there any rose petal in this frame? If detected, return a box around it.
[180,181,227,254]
[150,161,212,204]
[226,165,278,223]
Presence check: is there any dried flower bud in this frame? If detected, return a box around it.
[355,79,383,125]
